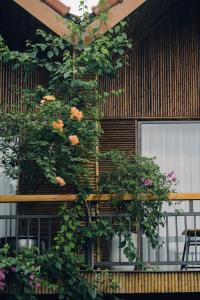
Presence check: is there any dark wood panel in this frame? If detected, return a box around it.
[100,119,135,153]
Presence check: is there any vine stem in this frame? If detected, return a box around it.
[84,197,91,224]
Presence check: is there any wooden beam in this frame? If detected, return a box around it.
[13,0,70,37]
[0,193,199,203]
[84,0,145,44]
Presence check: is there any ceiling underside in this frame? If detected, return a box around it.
[0,0,188,50]
[0,0,48,50]
[127,0,185,41]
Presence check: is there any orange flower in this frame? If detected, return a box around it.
[52,119,64,132]
[70,106,83,121]
[55,176,66,187]
[69,135,79,145]
[43,95,56,101]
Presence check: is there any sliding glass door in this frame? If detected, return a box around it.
[140,121,200,269]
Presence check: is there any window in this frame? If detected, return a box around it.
[140,122,200,269]
[140,121,200,211]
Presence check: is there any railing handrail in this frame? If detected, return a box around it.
[0,192,199,202]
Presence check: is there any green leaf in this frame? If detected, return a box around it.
[47,51,54,58]
[119,239,126,248]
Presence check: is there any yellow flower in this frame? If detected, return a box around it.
[43,95,56,101]
[69,135,79,145]
[52,119,64,132]
[55,176,66,187]
[70,106,84,121]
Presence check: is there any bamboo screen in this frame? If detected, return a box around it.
[100,0,200,119]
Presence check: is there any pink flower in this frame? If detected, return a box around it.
[143,178,153,187]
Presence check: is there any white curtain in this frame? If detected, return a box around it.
[0,169,17,238]
[140,122,200,270]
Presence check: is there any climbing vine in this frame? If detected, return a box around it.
[0,1,176,299]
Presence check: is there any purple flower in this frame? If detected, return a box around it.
[29,274,35,281]
[29,280,33,287]
[0,281,5,290]
[0,269,6,291]
[167,171,174,178]
[167,171,177,183]
[143,178,153,187]
[11,266,16,273]
[35,282,41,289]
[0,270,5,281]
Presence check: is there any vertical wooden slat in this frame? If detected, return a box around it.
[100,0,200,119]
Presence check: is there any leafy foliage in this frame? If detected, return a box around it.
[98,151,176,253]
[0,0,176,299]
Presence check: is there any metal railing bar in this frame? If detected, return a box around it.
[194,215,197,262]
[48,218,51,250]
[94,260,200,267]
[175,215,179,262]
[38,218,41,252]
[0,215,58,219]
[147,237,150,263]
[157,226,160,263]
[119,234,121,263]
[100,212,200,217]
[27,217,30,248]
[15,218,19,252]
[5,219,8,243]
[166,215,169,263]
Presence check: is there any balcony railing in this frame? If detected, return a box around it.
[0,193,199,272]
[93,210,200,271]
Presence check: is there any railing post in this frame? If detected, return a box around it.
[86,239,94,269]
[137,225,143,270]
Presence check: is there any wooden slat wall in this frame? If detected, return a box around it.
[99,119,135,178]
[99,119,135,184]
[100,119,135,153]
[98,119,135,215]
[0,61,48,111]
[100,0,200,118]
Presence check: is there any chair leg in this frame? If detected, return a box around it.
[181,240,187,270]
